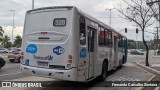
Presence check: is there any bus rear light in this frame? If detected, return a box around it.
[68,55,72,63]
[56,72,64,74]
[68,55,72,59]
[41,32,48,34]
[68,59,72,63]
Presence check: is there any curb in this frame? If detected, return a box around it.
[136,62,160,77]
[136,76,155,90]
[135,65,156,90]
[135,62,160,90]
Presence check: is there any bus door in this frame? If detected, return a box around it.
[113,36,118,67]
[87,27,95,79]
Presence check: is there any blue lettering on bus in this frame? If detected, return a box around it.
[26,44,37,54]
[25,59,29,66]
[80,48,87,58]
[53,46,65,55]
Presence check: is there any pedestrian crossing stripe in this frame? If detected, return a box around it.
[106,76,140,81]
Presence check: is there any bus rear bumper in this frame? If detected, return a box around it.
[20,64,78,81]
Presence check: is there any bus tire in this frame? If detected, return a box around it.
[99,61,108,81]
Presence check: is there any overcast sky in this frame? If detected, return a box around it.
[0,0,158,41]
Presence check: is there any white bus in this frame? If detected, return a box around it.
[20,6,128,82]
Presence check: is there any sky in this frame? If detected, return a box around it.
[0,0,158,41]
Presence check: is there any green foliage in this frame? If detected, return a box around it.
[0,26,4,37]
[128,40,155,49]
[4,42,12,48]
[1,35,11,48]
[13,35,22,48]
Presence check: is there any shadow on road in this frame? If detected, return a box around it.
[38,66,123,90]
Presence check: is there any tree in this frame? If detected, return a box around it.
[0,26,5,47]
[117,0,158,66]
[13,35,22,48]
[0,26,4,37]
[5,42,12,48]
[3,35,10,48]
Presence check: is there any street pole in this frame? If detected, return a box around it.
[10,10,15,48]
[109,9,111,26]
[158,0,160,52]
[105,8,115,26]
[32,0,34,9]
[155,27,159,54]
[136,33,137,50]
[154,33,157,56]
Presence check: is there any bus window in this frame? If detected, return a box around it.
[118,35,122,48]
[79,16,86,45]
[101,27,105,46]
[104,29,106,46]
[108,31,112,47]
[98,26,103,46]
[98,27,101,45]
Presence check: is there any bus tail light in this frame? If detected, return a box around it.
[41,32,48,34]
[68,55,72,63]
[56,72,64,74]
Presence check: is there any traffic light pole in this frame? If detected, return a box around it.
[136,33,138,50]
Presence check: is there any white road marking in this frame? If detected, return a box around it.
[154,87,159,90]
[152,64,160,67]
[106,76,140,81]
[0,72,21,77]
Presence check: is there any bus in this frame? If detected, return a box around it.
[20,6,128,82]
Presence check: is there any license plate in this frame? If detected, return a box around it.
[37,61,48,67]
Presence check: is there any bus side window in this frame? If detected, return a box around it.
[107,31,112,47]
[98,26,107,47]
[98,26,102,46]
[79,16,86,45]
[104,29,107,46]
[101,27,104,46]
[118,35,122,48]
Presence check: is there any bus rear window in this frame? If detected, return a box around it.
[53,18,66,26]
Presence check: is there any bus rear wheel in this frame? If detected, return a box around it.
[99,61,108,81]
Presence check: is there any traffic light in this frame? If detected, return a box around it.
[136,28,138,33]
[125,28,127,33]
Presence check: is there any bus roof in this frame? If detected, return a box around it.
[77,8,127,38]
[27,6,127,38]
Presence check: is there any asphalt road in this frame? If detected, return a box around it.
[128,50,156,63]
[0,53,30,81]
[0,51,156,90]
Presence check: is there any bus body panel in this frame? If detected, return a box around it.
[21,64,77,81]
[21,6,127,82]
[21,7,80,81]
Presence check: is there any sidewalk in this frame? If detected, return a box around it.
[137,56,160,72]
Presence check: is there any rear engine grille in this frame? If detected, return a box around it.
[49,65,65,70]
